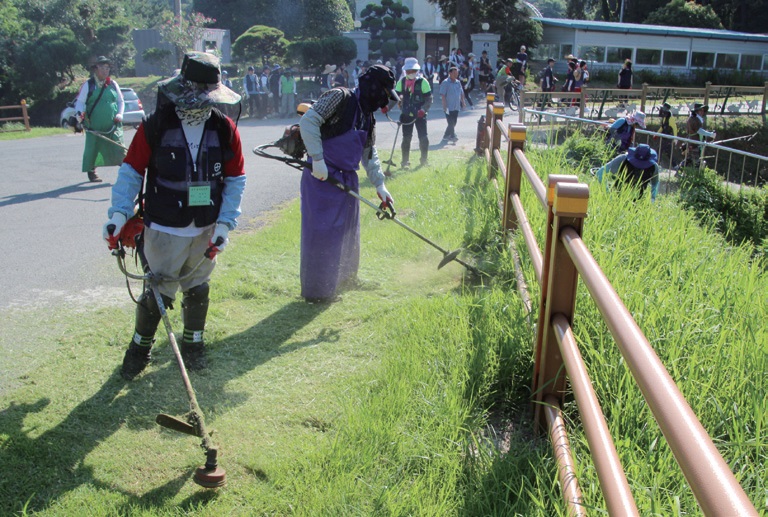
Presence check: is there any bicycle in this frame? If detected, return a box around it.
[504,78,522,111]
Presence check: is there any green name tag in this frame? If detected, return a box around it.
[188,184,211,207]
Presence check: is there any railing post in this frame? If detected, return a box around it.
[519,88,526,124]
[20,100,30,131]
[762,82,767,124]
[704,81,711,109]
[640,83,648,114]
[488,102,504,180]
[533,177,589,429]
[502,124,527,232]
[578,87,586,119]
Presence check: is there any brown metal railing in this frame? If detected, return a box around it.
[478,93,759,516]
[0,100,31,131]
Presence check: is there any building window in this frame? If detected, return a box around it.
[739,54,762,70]
[636,49,661,65]
[560,44,573,59]
[716,53,738,69]
[536,44,559,61]
[691,52,715,68]
[607,47,632,64]
[662,50,688,67]
[578,46,605,63]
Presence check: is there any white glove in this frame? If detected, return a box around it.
[208,223,230,258]
[311,157,329,181]
[114,114,123,123]
[376,184,394,205]
[103,212,127,248]
[445,108,450,115]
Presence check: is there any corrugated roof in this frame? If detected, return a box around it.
[534,17,768,43]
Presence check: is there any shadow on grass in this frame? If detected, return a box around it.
[0,300,330,514]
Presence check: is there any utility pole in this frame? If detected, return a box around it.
[619,0,625,22]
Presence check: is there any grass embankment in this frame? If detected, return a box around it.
[1,144,766,515]
[0,123,69,140]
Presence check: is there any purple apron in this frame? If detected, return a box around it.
[300,106,368,299]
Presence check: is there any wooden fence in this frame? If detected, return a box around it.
[479,92,759,516]
[0,100,31,131]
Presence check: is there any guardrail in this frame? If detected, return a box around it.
[479,92,759,516]
[519,107,768,190]
[0,100,31,131]
[516,81,768,124]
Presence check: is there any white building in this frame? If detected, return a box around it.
[534,17,768,77]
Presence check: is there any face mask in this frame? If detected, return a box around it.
[175,106,212,126]
[406,73,417,80]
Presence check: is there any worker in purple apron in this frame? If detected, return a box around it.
[298,64,399,303]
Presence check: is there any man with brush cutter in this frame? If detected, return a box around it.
[298,64,399,304]
[102,52,246,380]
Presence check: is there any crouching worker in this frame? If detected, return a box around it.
[606,111,646,153]
[298,64,398,303]
[596,144,659,202]
[103,52,246,379]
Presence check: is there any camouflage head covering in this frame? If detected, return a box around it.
[158,52,241,110]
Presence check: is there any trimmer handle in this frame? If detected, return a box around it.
[377,201,396,220]
[204,237,225,259]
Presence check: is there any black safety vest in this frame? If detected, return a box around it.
[397,77,429,112]
[143,110,232,228]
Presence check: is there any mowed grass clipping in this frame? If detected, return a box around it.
[1,140,766,516]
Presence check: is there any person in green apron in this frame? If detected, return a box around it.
[74,56,126,182]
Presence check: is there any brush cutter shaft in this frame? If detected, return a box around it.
[150,281,214,451]
[325,177,481,274]
[85,125,128,151]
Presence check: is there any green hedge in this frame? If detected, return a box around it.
[678,165,768,256]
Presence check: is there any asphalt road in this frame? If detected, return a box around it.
[0,106,485,312]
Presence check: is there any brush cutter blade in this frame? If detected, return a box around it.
[437,249,462,269]
[193,465,227,488]
[156,413,200,437]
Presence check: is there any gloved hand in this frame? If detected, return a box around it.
[417,109,426,119]
[311,158,328,181]
[114,113,123,123]
[76,111,84,123]
[102,212,127,250]
[376,184,394,206]
[207,223,230,259]
[445,109,450,115]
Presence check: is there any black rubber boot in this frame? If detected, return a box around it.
[120,290,168,380]
[121,342,151,380]
[180,283,209,371]
[401,136,411,169]
[419,139,430,167]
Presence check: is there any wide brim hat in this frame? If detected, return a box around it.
[403,57,420,71]
[158,51,241,109]
[628,111,646,128]
[693,102,708,112]
[322,64,337,74]
[439,55,448,62]
[627,144,657,169]
[90,55,111,69]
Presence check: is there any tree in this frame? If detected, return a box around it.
[429,0,542,61]
[16,27,86,99]
[194,0,354,41]
[645,0,724,29]
[359,1,417,62]
[287,36,357,71]
[159,10,216,66]
[301,0,353,38]
[232,25,289,67]
[536,0,567,18]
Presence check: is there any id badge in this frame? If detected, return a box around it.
[188,182,211,206]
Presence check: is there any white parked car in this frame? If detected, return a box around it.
[60,87,146,131]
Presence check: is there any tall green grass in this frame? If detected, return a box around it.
[0,141,765,515]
